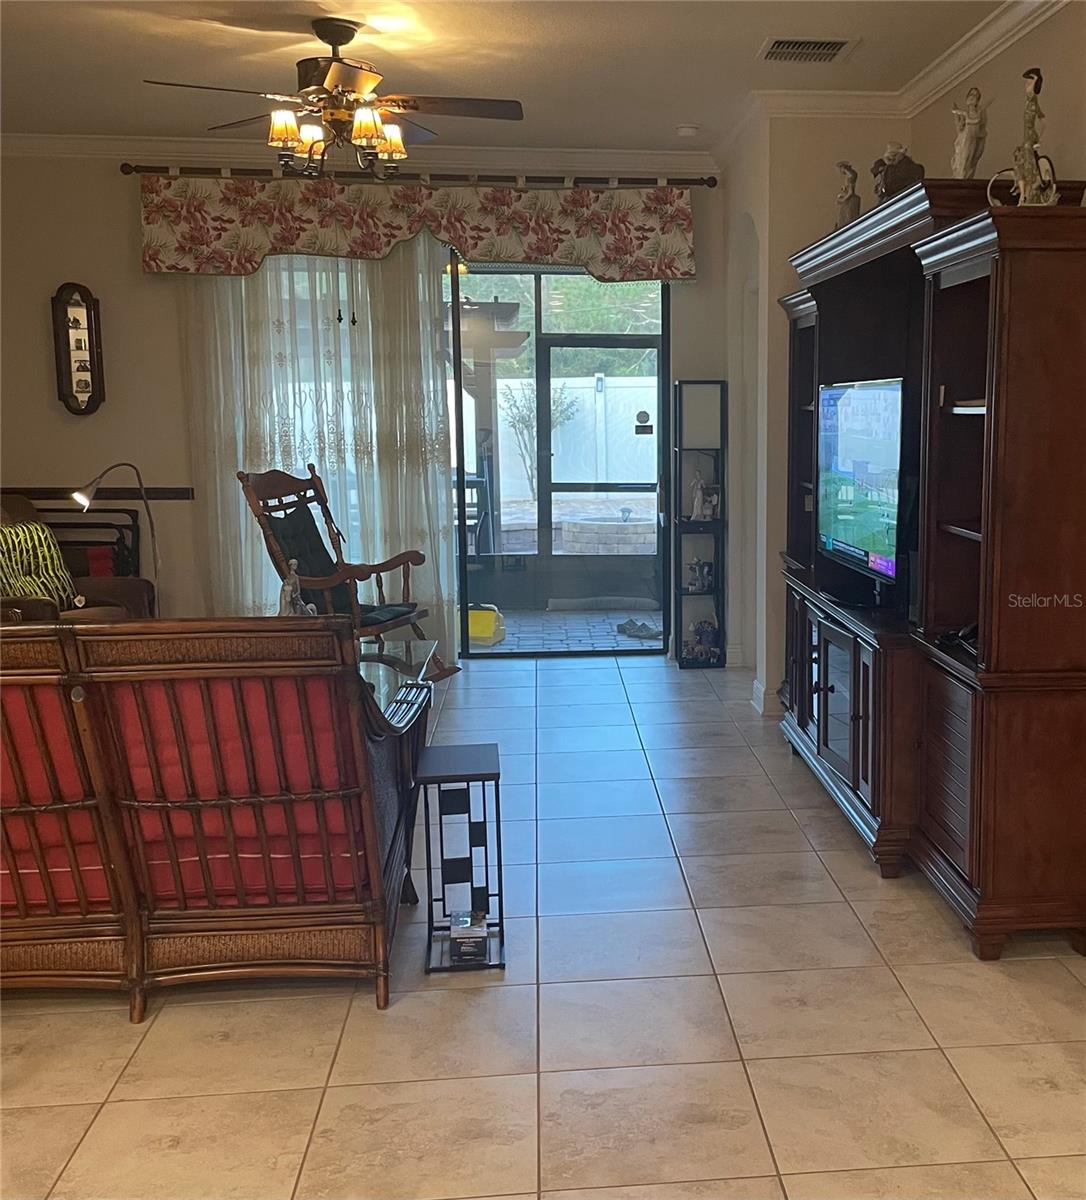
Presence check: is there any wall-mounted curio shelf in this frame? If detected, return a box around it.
[52,282,105,415]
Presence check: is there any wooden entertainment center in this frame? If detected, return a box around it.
[778,179,1086,959]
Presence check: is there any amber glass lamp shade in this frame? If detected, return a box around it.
[267,110,301,149]
[350,106,384,147]
[377,123,407,160]
[296,122,326,157]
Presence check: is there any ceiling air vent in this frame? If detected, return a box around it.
[761,37,856,65]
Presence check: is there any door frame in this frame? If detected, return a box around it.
[449,257,672,658]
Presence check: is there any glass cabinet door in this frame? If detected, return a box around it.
[799,603,820,743]
[817,621,856,784]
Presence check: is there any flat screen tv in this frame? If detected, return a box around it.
[817,378,903,581]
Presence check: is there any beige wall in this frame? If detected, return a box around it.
[910,2,1086,183]
[671,183,746,663]
[757,113,911,707]
[721,113,771,681]
[1,152,732,641]
[1,156,202,614]
[734,0,1086,709]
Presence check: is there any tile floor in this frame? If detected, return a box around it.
[471,608,664,653]
[3,655,1085,1200]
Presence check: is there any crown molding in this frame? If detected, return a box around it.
[898,0,1067,115]
[0,132,719,176]
[753,0,1066,120]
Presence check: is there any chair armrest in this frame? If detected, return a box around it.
[361,550,426,577]
[74,576,156,618]
[347,550,426,604]
[297,551,425,595]
[1,594,59,621]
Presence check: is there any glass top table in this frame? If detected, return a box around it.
[359,637,437,718]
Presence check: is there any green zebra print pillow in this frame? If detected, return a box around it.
[0,521,79,610]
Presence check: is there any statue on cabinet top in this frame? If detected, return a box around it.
[987,68,1059,208]
[871,142,925,203]
[951,87,987,179]
[834,161,861,229]
[1022,67,1045,152]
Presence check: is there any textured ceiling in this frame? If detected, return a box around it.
[1,1,999,152]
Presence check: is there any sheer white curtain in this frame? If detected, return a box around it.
[182,232,457,658]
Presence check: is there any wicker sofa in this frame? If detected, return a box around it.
[0,616,428,1018]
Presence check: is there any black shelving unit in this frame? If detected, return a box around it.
[672,380,728,668]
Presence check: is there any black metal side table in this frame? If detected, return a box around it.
[416,742,504,973]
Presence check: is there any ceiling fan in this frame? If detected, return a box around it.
[144,16,524,178]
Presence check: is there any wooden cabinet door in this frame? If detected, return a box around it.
[817,620,857,785]
[920,665,974,876]
[856,642,877,813]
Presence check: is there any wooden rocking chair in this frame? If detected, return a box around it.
[238,465,458,681]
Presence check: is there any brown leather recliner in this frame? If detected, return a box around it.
[0,493,154,623]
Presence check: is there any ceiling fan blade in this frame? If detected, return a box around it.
[144,79,303,104]
[207,113,282,133]
[379,95,524,121]
[379,112,438,145]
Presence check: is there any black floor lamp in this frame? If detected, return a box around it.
[72,461,161,584]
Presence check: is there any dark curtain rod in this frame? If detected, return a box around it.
[119,162,717,188]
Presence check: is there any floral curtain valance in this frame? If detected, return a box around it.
[139,175,696,282]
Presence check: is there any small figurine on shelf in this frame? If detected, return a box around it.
[950,87,987,180]
[871,142,925,202]
[834,161,861,229]
[67,315,82,329]
[689,469,708,521]
[686,557,714,593]
[278,558,318,617]
[683,617,722,666]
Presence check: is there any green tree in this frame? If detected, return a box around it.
[444,269,663,380]
[500,381,578,500]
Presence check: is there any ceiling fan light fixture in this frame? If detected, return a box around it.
[376,123,407,160]
[350,105,384,147]
[267,109,301,149]
[296,122,326,157]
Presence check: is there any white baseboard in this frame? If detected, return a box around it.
[751,678,784,717]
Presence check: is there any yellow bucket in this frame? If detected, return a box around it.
[468,604,506,647]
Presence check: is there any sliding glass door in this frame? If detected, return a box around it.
[447,262,668,656]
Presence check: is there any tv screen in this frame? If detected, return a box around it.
[817,378,903,581]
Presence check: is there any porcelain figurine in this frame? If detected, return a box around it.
[871,142,925,202]
[689,470,707,521]
[951,87,987,179]
[278,558,318,617]
[988,68,1059,207]
[834,161,861,229]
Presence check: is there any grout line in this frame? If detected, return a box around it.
[43,997,166,1200]
[288,980,359,1200]
[614,664,789,1195]
[824,844,1027,1176]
